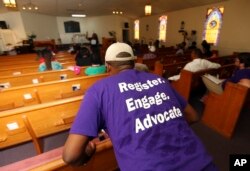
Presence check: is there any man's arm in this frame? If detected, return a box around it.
[63,134,96,166]
[183,104,199,125]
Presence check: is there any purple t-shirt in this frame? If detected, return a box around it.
[70,69,212,171]
[222,68,250,88]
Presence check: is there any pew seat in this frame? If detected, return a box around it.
[0,74,108,111]
[0,96,83,152]
[0,67,87,88]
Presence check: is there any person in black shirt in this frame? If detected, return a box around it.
[75,46,93,66]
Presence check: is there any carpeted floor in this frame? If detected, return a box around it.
[189,91,250,171]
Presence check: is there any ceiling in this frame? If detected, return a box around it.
[1,0,228,18]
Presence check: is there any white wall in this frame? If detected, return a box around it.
[20,12,60,41]
[56,17,87,44]
[139,0,250,56]
[0,11,26,43]
[218,0,250,55]
[56,15,133,44]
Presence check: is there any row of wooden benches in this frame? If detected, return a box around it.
[0,74,118,170]
[0,66,87,88]
[0,52,247,170]
[0,54,76,75]
[0,61,77,77]
[168,64,249,139]
[138,54,236,76]
[0,52,74,64]
[0,70,118,171]
[0,74,108,111]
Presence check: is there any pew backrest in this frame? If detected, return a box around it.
[0,67,87,87]
[0,96,83,150]
[0,74,108,110]
[202,82,249,138]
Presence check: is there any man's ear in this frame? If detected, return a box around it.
[106,63,111,72]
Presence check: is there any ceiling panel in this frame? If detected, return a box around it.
[0,0,228,18]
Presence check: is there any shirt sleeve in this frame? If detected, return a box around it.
[52,62,63,70]
[70,88,103,137]
[222,70,244,89]
[183,62,194,72]
[203,59,221,69]
[171,86,188,110]
[38,63,46,72]
[85,67,90,75]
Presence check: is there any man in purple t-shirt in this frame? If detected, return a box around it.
[63,43,217,171]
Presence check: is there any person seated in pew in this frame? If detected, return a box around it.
[222,53,250,88]
[169,48,221,81]
[201,40,213,58]
[134,63,149,72]
[175,44,184,56]
[75,46,93,66]
[84,63,106,76]
[175,42,186,56]
[201,53,250,101]
[143,42,157,60]
[63,42,218,171]
[38,48,62,72]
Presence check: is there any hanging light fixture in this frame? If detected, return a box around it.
[22,0,38,11]
[2,0,17,8]
[145,4,152,16]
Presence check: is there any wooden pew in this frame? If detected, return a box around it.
[0,139,118,171]
[0,96,83,151]
[0,61,76,76]
[202,82,249,138]
[0,53,37,61]
[171,64,235,100]
[136,56,160,71]
[153,60,188,77]
[0,67,88,87]
[138,54,189,73]
[208,55,236,65]
[0,74,108,111]
[0,52,74,63]
[33,39,56,51]
[155,54,235,76]
[159,54,191,65]
[0,57,74,68]
[1,61,75,71]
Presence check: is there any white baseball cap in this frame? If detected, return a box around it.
[105,42,136,62]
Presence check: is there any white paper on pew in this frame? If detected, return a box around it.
[7,122,19,130]
[0,82,11,88]
[13,72,21,75]
[203,74,225,84]
[202,75,225,94]
[168,74,180,81]
[72,84,81,91]
[60,74,67,80]
[32,79,39,84]
[23,93,32,99]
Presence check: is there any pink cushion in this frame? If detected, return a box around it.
[0,147,63,171]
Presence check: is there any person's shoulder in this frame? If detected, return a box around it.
[237,68,250,74]
[52,61,62,70]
